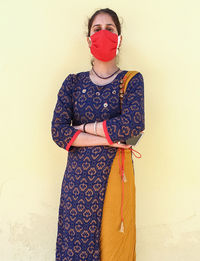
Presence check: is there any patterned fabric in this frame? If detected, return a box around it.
[51,70,145,260]
[51,74,82,152]
[103,72,144,144]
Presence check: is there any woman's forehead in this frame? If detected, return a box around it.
[92,13,115,27]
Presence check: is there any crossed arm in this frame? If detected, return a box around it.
[71,121,131,149]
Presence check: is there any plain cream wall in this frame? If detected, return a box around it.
[0,0,200,260]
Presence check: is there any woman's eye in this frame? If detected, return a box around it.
[94,28,113,32]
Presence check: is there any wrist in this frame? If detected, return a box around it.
[96,121,103,136]
[83,123,87,132]
[94,121,98,135]
[83,122,102,136]
[85,122,96,135]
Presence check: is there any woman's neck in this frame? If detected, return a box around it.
[92,58,119,77]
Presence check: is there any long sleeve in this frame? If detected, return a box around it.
[103,72,145,144]
[51,73,82,151]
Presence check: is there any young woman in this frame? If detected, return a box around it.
[51,8,145,261]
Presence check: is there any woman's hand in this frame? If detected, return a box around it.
[109,141,132,149]
[73,124,83,131]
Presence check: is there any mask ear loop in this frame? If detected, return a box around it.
[116,35,121,55]
[89,37,92,47]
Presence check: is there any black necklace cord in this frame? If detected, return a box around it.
[92,67,120,79]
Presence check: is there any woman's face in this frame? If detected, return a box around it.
[87,13,122,48]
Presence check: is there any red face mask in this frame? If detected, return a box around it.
[89,30,121,62]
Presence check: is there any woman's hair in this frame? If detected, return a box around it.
[87,8,121,37]
[86,8,122,66]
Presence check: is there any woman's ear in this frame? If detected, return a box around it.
[87,37,91,48]
[119,35,122,48]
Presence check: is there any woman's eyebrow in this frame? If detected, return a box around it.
[92,24,115,28]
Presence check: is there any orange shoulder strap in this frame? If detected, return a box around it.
[120,71,139,110]
[123,71,139,93]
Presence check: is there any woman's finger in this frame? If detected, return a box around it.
[110,142,132,149]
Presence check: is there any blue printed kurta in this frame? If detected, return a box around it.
[51,70,145,261]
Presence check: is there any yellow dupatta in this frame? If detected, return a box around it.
[100,71,142,261]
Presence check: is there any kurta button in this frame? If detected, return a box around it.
[103,102,108,107]
[119,84,123,88]
[96,91,100,95]
[112,90,116,94]
[120,79,123,83]
[75,101,77,104]
[82,89,86,93]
